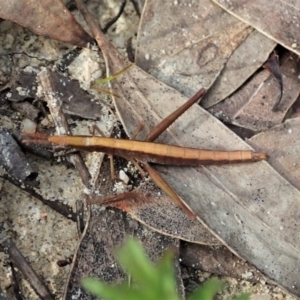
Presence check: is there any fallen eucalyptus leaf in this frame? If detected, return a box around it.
[136,0,275,108]
[0,0,93,48]
[136,0,251,97]
[201,30,276,108]
[213,0,300,56]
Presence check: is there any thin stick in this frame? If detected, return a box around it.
[4,239,54,300]
[2,173,77,221]
[102,0,126,34]
[37,68,91,187]
[75,0,106,49]
[73,1,198,218]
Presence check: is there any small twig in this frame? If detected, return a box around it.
[75,0,108,51]
[129,0,142,16]
[87,191,138,205]
[102,0,127,34]
[3,239,54,300]
[37,68,91,187]
[76,200,85,234]
[126,37,135,62]
[2,174,77,222]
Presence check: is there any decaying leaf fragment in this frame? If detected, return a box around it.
[88,181,221,246]
[213,0,300,56]
[209,52,300,131]
[0,0,94,48]
[5,71,103,120]
[0,129,37,182]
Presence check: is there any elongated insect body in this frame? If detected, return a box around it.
[21,87,267,220]
[48,135,267,165]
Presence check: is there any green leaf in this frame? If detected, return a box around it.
[232,293,251,300]
[188,278,225,300]
[82,278,143,300]
[156,250,178,299]
[115,237,157,288]
[82,238,252,300]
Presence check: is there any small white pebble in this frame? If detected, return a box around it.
[119,170,129,184]
[21,118,37,133]
[145,53,150,60]
[242,271,253,279]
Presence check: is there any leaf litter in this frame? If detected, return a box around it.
[0,0,125,298]
[136,0,251,97]
[136,0,276,108]
[213,0,300,56]
[73,0,300,297]
[209,52,300,131]
[0,0,93,47]
[1,0,300,299]
[248,116,300,191]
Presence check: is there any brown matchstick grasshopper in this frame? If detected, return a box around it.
[23,88,267,219]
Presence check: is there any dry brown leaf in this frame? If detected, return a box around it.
[77,1,300,296]
[99,181,221,246]
[209,52,300,131]
[248,117,300,191]
[0,0,93,48]
[135,0,251,97]
[213,0,300,56]
[201,30,276,108]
